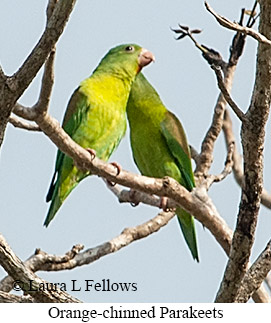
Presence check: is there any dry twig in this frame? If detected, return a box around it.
[8,115,40,132]
[205,2,271,45]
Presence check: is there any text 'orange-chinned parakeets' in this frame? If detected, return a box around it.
[126,73,199,261]
[44,44,155,227]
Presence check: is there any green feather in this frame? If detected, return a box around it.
[127,73,199,261]
[45,44,152,226]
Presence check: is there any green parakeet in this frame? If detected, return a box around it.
[45,44,155,226]
[126,73,199,261]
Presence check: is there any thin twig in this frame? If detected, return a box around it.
[0,212,175,277]
[33,48,56,114]
[211,65,245,121]
[203,141,234,190]
[205,2,271,45]
[194,65,235,178]
[8,115,40,132]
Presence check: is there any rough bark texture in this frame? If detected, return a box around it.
[0,0,76,147]
[215,0,271,302]
[0,234,81,302]
[235,240,271,303]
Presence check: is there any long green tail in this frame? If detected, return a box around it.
[44,178,63,227]
[44,173,81,227]
[176,207,199,262]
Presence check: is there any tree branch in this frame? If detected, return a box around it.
[8,115,41,132]
[223,109,271,209]
[0,211,175,297]
[202,141,234,191]
[211,65,245,121]
[0,244,84,293]
[33,47,56,115]
[12,102,271,301]
[0,291,34,303]
[215,0,271,302]
[0,0,77,147]
[12,0,76,101]
[205,2,271,45]
[235,240,271,303]
[265,273,271,293]
[0,233,81,302]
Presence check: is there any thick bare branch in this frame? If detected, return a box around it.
[265,273,271,293]
[216,1,271,302]
[0,0,77,147]
[5,109,256,273]
[0,291,34,303]
[0,233,81,303]
[235,240,271,303]
[223,109,271,209]
[0,244,84,293]
[12,0,76,101]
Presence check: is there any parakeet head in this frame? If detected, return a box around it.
[95,44,155,79]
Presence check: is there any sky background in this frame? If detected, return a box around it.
[0,0,271,302]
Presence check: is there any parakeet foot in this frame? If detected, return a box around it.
[107,162,122,186]
[129,189,140,207]
[160,196,170,212]
[86,148,96,161]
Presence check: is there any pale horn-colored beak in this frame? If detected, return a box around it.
[138,48,155,69]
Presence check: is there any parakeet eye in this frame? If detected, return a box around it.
[125,46,134,52]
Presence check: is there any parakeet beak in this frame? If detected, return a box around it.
[138,48,155,70]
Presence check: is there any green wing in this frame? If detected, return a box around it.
[46,89,89,202]
[160,110,195,191]
[160,111,198,262]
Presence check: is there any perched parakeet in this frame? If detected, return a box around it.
[126,73,199,261]
[45,44,155,226]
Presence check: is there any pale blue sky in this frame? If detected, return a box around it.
[0,0,270,302]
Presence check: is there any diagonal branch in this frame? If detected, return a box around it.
[12,0,76,102]
[205,2,271,45]
[8,115,40,132]
[0,244,84,293]
[211,65,245,121]
[235,240,271,303]
[202,141,234,191]
[0,0,77,148]
[2,109,270,301]
[194,64,236,179]
[0,291,34,303]
[0,211,175,295]
[0,233,81,302]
